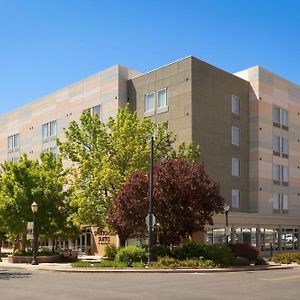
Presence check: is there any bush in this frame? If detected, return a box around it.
[115,246,147,265]
[150,256,216,269]
[38,248,54,256]
[272,252,300,264]
[132,261,146,268]
[255,257,268,265]
[13,249,30,256]
[232,256,250,266]
[152,244,172,260]
[104,244,117,260]
[228,243,259,262]
[177,242,234,266]
[71,260,127,268]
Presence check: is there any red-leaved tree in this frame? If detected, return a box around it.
[108,159,225,247]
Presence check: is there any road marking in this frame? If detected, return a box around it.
[262,274,300,281]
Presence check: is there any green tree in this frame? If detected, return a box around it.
[59,105,200,228]
[0,152,71,250]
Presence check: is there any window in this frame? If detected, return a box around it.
[42,124,48,139]
[232,158,240,177]
[282,165,289,185]
[273,193,288,214]
[232,126,240,146]
[282,194,288,213]
[145,93,155,112]
[272,136,280,156]
[282,109,288,129]
[282,137,289,158]
[273,193,280,213]
[92,105,101,118]
[157,88,167,109]
[273,164,281,184]
[7,133,20,151]
[42,120,57,139]
[273,106,280,127]
[232,189,240,208]
[231,95,240,116]
[273,105,288,129]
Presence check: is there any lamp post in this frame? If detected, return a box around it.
[224,204,230,244]
[31,201,38,265]
[147,135,154,264]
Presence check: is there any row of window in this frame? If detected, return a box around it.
[145,88,168,113]
[231,95,241,209]
[7,105,101,153]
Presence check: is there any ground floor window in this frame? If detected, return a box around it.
[206,226,299,251]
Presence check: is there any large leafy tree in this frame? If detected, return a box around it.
[59,105,200,228]
[0,152,71,249]
[108,158,225,247]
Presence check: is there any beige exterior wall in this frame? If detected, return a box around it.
[235,66,300,226]
[0,65,140,163]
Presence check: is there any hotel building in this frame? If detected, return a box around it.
[1,56,300,254]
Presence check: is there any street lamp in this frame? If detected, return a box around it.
[147,135,154,264]
[31,201,38,265]
[224,204,230,244]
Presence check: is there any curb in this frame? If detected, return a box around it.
[31,265,295,273]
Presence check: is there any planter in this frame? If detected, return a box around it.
[8,255,63,264]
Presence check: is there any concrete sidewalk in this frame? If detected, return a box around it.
[0,257,297,273]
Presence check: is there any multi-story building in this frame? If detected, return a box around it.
[1,56,299,254]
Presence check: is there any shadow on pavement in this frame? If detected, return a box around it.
[0,270,32,280]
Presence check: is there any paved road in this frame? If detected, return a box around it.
[1,267,300,299]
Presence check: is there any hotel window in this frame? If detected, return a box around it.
[273,106,280,127]
[273,105,288,129]
[272,193,280,213]
[42,120,57,139]
[145,93,155,113]
[92,105,101,118]
[282,137,289,158]
[282,194,288,213]
[8,133,20,151]
[232,126,240,146]
[231,189,240,208]
[282,109,288,130]
[232,158,240,177]
[157,88,167,109]
[282,165,289,186]
[231,95,240,116]
[272,164,281,184]
[272,136,280,156]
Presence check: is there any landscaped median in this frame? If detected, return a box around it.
[71,243,270,270]
[8,248,78,264]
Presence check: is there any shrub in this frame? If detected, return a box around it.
[104,244,117,260]
[255,257,268,265]
[152,244,172,260]
[228,243,259,262]
[13,249,32,256]
[71,260,127,268]
[132,261,146,268]
[38,248,54,256]
[272,252,300,264]
[115,246,147,265]
[232,256,250,266]
[150,256,216,269]
[177,242,234,266]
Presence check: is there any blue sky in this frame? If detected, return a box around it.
[1,0,300,115]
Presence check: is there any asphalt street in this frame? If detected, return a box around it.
[0,267,300,300]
